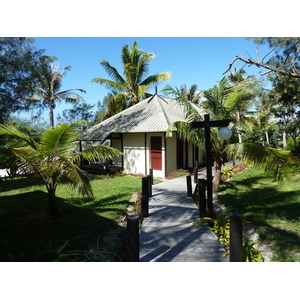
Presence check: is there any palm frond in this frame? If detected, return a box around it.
[11,146,45,181]
[226,143,300,179]
[0,124,38,149]
[72,145,121,165]
[40,122,81,158]
[99,60,125,84]
[61,158,94,198]
[168,121,204,147]
[140,72,171,87]
[91,78,126,92]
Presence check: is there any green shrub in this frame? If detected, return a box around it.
[194,211,264,262]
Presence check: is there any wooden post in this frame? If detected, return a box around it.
[191,115,232,218]
[127,215,139,262]
[230,214,243,262]
[198,178,207,217]
[149,168,153,185]
[142,176,149,217]
[186,175,192,197]
[147,175,152,197]
[193,167,198,184]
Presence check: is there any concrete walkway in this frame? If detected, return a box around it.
[139,174,229,262]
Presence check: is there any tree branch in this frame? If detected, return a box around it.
[223,55,300,78]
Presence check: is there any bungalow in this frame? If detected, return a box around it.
[79,93,205,178]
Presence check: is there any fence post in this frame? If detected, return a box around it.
[230,214,243,262]
[186,175,192,197]
[198,178,207,217]
[142,176,149,217]
[147,175,152,197]
[194,167,198,184]
[127,215,139,262]
[149,168,153,185]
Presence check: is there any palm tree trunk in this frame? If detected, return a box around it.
[236,111,243,143]
[265,131,270,146]
[48,188,60,217]
[213,160,222,193]
[283,130,287,149]
[49,100,54,128]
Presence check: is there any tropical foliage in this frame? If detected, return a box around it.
[27,58,86,127]
[163,84,202,104]
[0,122,121,216]
[226,142,300,180]
[0,37,46,123]
[167,76,256,191]
[92,41,171,119]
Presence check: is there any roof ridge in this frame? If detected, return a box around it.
[156,95,171,126]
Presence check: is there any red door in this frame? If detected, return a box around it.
[151,136,162,170]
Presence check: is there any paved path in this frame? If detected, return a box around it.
[139,174,229,262]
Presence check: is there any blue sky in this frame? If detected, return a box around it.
[20,37,271,124]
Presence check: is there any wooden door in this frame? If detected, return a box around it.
[151,136,162,170]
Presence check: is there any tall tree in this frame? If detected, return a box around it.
[224,37,300,78]
[28,58,86,128]
[57,102,95,129]
[92,41,171,117]
[269,74,300,148]
[168,77,245,191]
[228,68,262,143]
[162,84,202,104]
[0,122,121,216]
[0,116,47,177]
[0,37,46,123]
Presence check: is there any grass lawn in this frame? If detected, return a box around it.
[0,174,142,261]
[218,165,300,262]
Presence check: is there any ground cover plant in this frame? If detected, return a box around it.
[218,165,300,261]
[0,174,142,261]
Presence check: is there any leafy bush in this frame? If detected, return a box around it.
[193,211,264,262]
[221,166,239,181]
[193,211,230,248]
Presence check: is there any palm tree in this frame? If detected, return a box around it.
[247,111,277,146]
[169,77,299,191]
[92,41,171,117]
[226,142,299,180]
[0,122,121,216]
[168,77,272,191]
[163,84,202,104]
[29,58,86,128]
[228,67,260,143]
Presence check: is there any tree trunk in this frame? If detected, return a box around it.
[49,100,54,128]
[213,161,222,193]
[236,111,243,143]
[283,130,287,149]
[48,188,60,217]
[265,131,270,146]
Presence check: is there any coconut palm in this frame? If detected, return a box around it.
[92,41,171,117]
[162,84,202,104]
[167,77,239,191]
[0,122,121,216]
[226,142,299,179]
[168,76,297,192]
[228,67,260,143]
[247,111,278,146]
[29,58,86,128]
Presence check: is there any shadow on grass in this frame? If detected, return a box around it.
[218,176,300,261]
[0,176,43,193]
[219,175,266,193]
[0,190,128,261]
